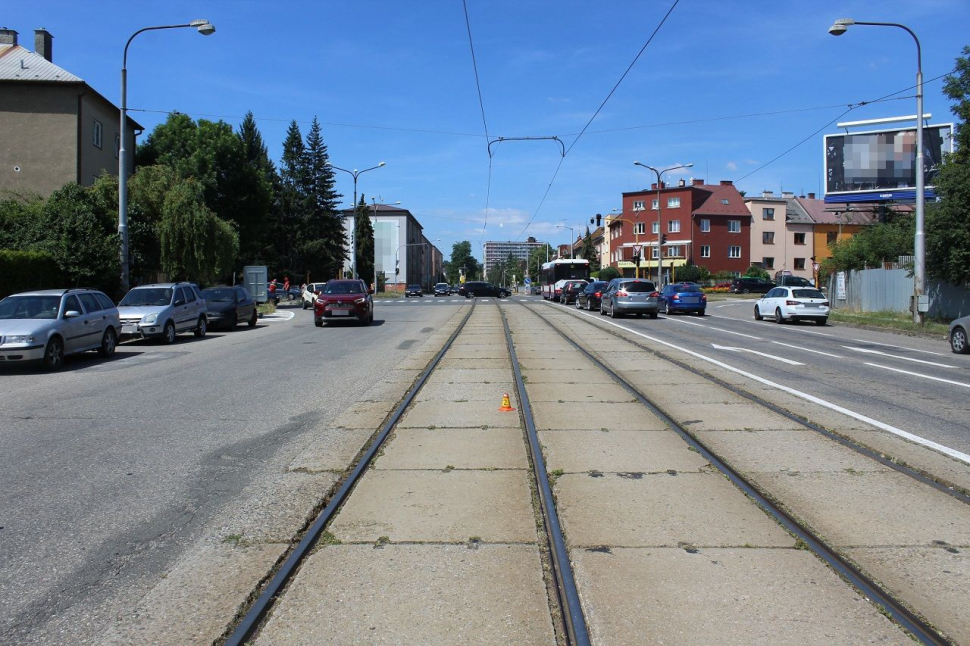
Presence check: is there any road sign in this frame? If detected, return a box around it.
[632,245,642,256]
[812,262,820,273]
[523,277,532,285]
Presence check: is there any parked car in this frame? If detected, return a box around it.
[201,285,257,330]
[731,277,774,294]
[0,288,121,370]
[118,282,208,344]
[659,282,707,316]
[559,280,588,304]
[459,281,510,298]
[434,282,451,297]
[754,286,829,325]
[302,282,329,309]
[775,274,815,287]
[405,285,424,297]
[950,315,969,354]
[575,281,609,311]
[600,278,659,318]
[314,279,374,326]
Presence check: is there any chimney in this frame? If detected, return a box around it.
[34,29,52,61]
[807,192,816,200]
[651,182,658,190]
[0,27,18,46]
[692,179,704,186]
[782,191,795,199]
[678,179,686,187]
[719,180,733,186]
[762,190,774,198]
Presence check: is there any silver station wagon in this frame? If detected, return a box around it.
[117,282,208,344]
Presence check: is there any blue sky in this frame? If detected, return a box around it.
[6,0,969,261]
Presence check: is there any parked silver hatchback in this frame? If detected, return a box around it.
[0,288,121,369]
[600,278,660,319]
[117,282,208,344]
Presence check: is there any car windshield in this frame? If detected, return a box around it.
[436,283,448,289]
[120,288,173,307]
[672,284,702,293]
[0,295,61,320]
[324,282,363,295]
[620,281,656,292]
[201,288,234,303]
[793,289,825,299]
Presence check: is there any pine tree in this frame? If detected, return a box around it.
[355,194,375,286]
[276,120,308,274]
[580,225,600,271]
[301,117,344,281]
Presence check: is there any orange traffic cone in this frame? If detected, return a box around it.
[498,393,515,412]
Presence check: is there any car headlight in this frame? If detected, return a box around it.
[142,314,158,325]
[5,334,34,344]
[354,297,367,304]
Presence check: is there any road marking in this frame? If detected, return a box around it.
[711,343,805,365]
[852,338,945,357]
[842,346,955,368]
[260,311,296,322]
[771,341,842,358]
[751,319,833,337]
[865,363,970,389]
[664,317,761,339]
[542,301,970,466]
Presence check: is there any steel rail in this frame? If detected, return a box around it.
[499,306,591,646]
[224,301,478,645]
[547,301,970,506]
[514,300,950,646]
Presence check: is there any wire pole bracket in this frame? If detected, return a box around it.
[488,136,566,159]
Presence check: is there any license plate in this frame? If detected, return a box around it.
[330,310,350,316]
[681,297,698,303]
[804,303,819,308]
[122,325,137,334]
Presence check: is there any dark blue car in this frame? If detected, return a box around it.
[659,283,706,316]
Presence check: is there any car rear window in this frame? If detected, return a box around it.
[620,281,656,292]
[672,284,702,293]
[793,289,825,299]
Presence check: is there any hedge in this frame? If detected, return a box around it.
[0,249,66,299]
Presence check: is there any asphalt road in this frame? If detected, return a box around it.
[0,302,463,644]
[546,296,970,456]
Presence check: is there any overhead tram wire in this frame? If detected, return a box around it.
[512,0,682,241]
[462,0,494,249]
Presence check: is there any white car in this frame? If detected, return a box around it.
[754,286,830,325]
[302,282,329,309]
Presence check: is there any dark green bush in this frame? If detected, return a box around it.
[0,250,66,299]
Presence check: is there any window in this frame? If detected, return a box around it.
[728,220,741,233]
[699,219,710,233]
[78,293,101,313]
[728,246,741,258]
[652,221,659,234]
[794,258,806,270]
[763,257,775,269]
[827,231,837,244]
[93,119,103,148]
[794,232,806,245]
[183,287,196,303]
[700,245,711,258]
[764,208,775,220]
[95,293,115,310]
[651,246,659,259]
[668,220,680,233]
[651,198,659,210]
[63,295,81,315]
[762,231,774,244]
[667,245,682,257]
[667,197,680,208]
[633,200,645,211]
[721,198,730,205]
[634,222,646,235]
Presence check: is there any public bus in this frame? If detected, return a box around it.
[540,258,590,300]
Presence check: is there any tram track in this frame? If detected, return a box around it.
[514,298,960,645]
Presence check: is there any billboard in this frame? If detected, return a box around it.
[824,123,953,203]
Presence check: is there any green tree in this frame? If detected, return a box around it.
[926,45,970,286]
[824,216,914,275]
[300,117,344,282]
[447,241,480,283]
[275,120,308,273]
[355,194,375,285]
[579,226,600,271]
[527,243,553,282]
[597,266,620,281]
[744,265,771,280]
[158,179,238,284]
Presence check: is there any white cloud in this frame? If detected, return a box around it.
[726,161,738,171]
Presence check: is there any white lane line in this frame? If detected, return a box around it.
[751,319,834,337]
[667,318,706,327]
[542,301,970,466]
[664,317,761,339]
[771,341,843,358]
[711,343,805,365]
[852,338,945,357]
[842,346,955,369]
[864,363,970,389]
[259,311,296,322]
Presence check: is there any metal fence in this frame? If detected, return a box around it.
[827,267,970,319]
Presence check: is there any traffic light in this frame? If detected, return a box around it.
[660,234,668,245]
[395,258,400,275]
[593,213,602,227]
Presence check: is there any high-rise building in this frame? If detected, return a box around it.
[482,238,546,275]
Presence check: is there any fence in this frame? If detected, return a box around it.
[827,267,970,319]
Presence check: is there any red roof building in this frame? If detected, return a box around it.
[609,179,751,281]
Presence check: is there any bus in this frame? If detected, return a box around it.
[540,259,590,300]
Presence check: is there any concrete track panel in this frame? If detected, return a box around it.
[377,428,529,470]
[540,429,710,473]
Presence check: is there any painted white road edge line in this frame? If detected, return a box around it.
[853,338,946,357]
[865,362,970,389]
[540,300,970,466]
[842,345,956,369]
[772,340,842,358]
[260,311,296,322]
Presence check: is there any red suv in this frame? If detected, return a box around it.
[313,279,374,326]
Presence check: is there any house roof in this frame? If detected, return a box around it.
[784,198,815,225]
[795,196,878,225]
[691,183,752,217]
[0,44,82,82]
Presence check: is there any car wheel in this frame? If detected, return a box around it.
[162,321,176,345]
[587,300,594,311]
[775,308,786,324]
[314,318,323,327]
[649,311,658,319]
[42,336,65,370]
[696,310,706,317]
[754,305,763,321]
[303,301,308,310]
[194,316,207,338]
[249,310,257,327]
[98,327,117,358]
[663,302,671,315]
[743,288,751,294]
[468,292,475,298]
[600,303,607,316]
[816,318,828,326]
[610,303,620,318]
[951,326,969,354]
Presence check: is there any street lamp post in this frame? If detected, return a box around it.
[556,224,575,259]
[119,19,215,292]
[828,18,925,324]
[327,161,386,279]
[634,162,693,286]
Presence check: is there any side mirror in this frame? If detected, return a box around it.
[64,310,81,319]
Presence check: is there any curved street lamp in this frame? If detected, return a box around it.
[828,18,926,323]
[118,19,215,292]
[327,162,385,279]
[633,162,693,285]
